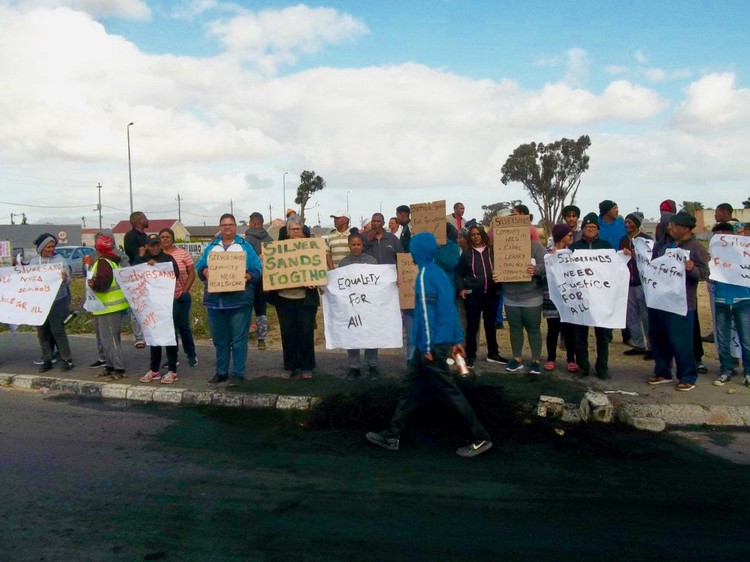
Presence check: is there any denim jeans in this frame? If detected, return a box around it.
[648,308,697,383]
[716,300,750,375]
[207,305,252,378]
[174,292,197,361]
[402,309,415,361]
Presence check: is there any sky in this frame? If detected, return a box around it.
[0,0,748,230]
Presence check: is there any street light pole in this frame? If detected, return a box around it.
[127,122,134,214]
[347,190,351,215]
[282,171,288,213]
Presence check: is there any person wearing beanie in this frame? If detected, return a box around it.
[647,210,709,391]
[29,234,74,373]
[597,200,627,251]
[543,224,578,373]
[619,212,653,358]
[569,215,614,379]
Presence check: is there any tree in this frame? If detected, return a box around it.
[742,197,750,209]
[295,170,326,222]
[681,201,704,215]
[480,200,521,226]
[500,135,591,237]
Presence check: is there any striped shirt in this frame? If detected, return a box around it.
[325,228,352,269]
[165,246,194,298]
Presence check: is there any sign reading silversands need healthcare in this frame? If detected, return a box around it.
[115,262,177,346]
[544,249,629,328]
[0,263,63,326]
[207,251,247,293]
[709,234,750,288]
[633,237,689,316]
[322,264,402,349]
[263,238,328,290]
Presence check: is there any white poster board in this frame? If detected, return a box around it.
[709,234,750,288]
[0,263,63,326]
[544,249,630,329]
[322,264,402,349]
[83,269,106,313]
[633,238,689,316]
[115,262,177,346]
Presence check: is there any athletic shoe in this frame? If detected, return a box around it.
[345,368,361,381]
[38,361,53,373]
[713,373,733,386]
[161,371,179,384]
[89,359,107,369]
[227,376,244,388]
[134,340,146,349]
[365,431,399,451]
[456,440,493,458]
[529,361,541,375]
[505,360,524,372]
[34,357,58,365]
[596,370,611,380]
[465,357,476,369]
[697,363,708,374]
[744,375,750,388]
[676,382,696,392]
[487,354,510,364]
[368,366,381,381]
[257,340,266,350]
[208,374,228,384]
[96,368,114,379]
[567,362,579,373]
[544,361,556,371]
[139,370,161,383]
[301,371,313,380]
[188,356,199,367]
[648,375,673,385]
[623,347,647,356]
[60,359,74,372]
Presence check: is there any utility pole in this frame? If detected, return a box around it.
[268,204,272,223]
[96,183,103,230]
[317,212,321,227]
[230,199,234,215]
[81,216,87,228]
[176,192,183,222]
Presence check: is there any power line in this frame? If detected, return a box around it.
[0,199,92,209]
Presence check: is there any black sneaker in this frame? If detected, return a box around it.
[456,440,493,458]
[208,374,229,384]
[89,359,107,369]
[61,359,74,372]
[529,361,541,375]
[487,354,509,365]
[697,363,708,374]
[365,431,399,451]
[505,359,524,372]
[188,356,198,367]
[623,347,647,356]
[345,368,361,381]
[465,357,476,369]
[38,361,53,373]
[368,366,381,381]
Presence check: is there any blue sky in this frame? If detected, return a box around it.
[1,0,749,228]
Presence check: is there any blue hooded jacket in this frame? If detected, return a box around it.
[195,235,263,309]
[411,233,464,354]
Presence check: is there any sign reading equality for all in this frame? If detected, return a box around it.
[115,262,177,346]
[0,263,64,326]
[544,249,630,329]
[263,238,328,290]
[492,214,531,281]
[322,264,402,349]
[396,253,418,309]
[709,234,750,288]
[207,251,247,293]
[633,237,689,316]
[410,200,447,244]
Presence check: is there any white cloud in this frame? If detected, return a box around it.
[0,0,150,19]
[644,67,666,82]
[673,72,750,132]
[634,49,647,64]
[604,65,629,75]
[563,48,589,86]
[644,67,693,82]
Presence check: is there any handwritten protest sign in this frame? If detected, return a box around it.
[115,262,177,346]
[322,264,402,349]
[544,249,629,328]
[263,238,327,290]
[709,234,750,288]
[0,263,63,326]
[493,214,531,281]
[633,237,689,316]
[207,251,246,293]
[83,270,105,313]
[411,200,446,244]
[397,253,418,309]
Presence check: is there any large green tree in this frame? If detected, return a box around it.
[295,170,326,222]
[480,200,521,226]
[681,201,704,215]
[500,135,591,237]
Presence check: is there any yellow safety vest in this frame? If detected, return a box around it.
[91,258,130,316]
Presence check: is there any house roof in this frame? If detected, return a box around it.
[111,219,180,234]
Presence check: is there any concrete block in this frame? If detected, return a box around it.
[0,374,13,386]
[706,407,746,427]
[243,393,278,409]
[52,378,81,393]
[276,395,313,410]
[79,382,104,397]
[536,395,565,418]
[623,415,666,432]
[152,388,185,405]
[126,386,155,402]
[736,406,750,426]
[31,376,57,389]
[11,375,36,389]
[309,397,322,408]
[561,403,583,423]
[101,383,130,399]
[182,390,213,406]
[211,392,243,408]
[580,390,613,423]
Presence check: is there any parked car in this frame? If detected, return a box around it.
[55,246,95,276]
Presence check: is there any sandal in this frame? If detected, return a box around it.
[567,362,579,373]
[301,371,313,379]
[544,361,555,371]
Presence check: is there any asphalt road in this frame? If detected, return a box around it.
[1,389,749,561]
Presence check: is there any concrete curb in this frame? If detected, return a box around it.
[0,373,315,411]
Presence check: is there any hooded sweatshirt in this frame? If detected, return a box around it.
[410,233,464,354]
[29,253,71,302]
[245,226,271,256]
[597,216,626,250]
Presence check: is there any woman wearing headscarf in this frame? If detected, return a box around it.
[30,233,74,373]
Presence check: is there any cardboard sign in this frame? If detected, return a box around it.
[411,200,447,244]
[397,253,418,309]
[115,262,177,346]
[207,251,246,293]
[322,264,402,349]
[263,238,328,290]
[633,238,689,316]
[0,263,64,326]
[544,249,630,329]
[709,234,750,288]
[493,214,531,281]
